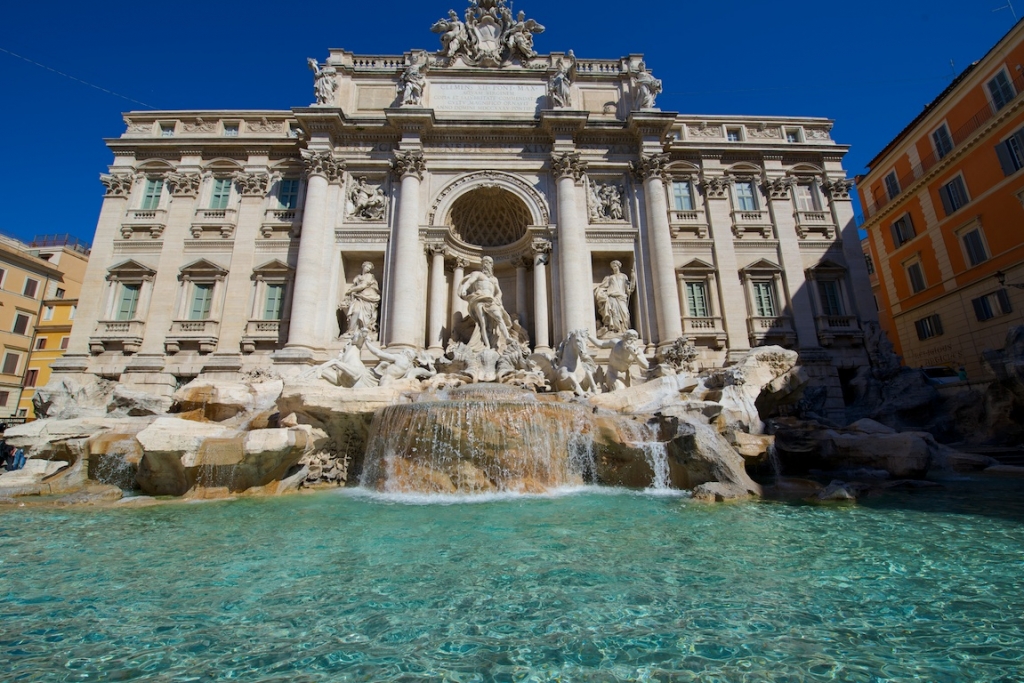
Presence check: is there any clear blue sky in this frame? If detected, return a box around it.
[0,0,1016,245]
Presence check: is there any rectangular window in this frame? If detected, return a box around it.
[907,262,926,294]
[117,284,140,321]
[786,129,801,143]
[972,290,1013,322]
[189,284,214,320]
[42,306,54,321]
[685,281,710,318]
[996,129,1024,176]
[891,214,916,247]
[2,353,19,375]
[264,284,284,320]
[0,391,8,407]
[279,178,300,209]
[962,228,988,267]
[794,183,821,212]
[865,254,876,275]
[24,369,38,388]
[989,71,1016,111]
[69,305,76,320]
[55,288,65,299]
[35,337,46,350]
[12,313,30,336]
[884,171,900,200]
[817,281,845,316]
[734,182,758,211]
[932,124,954,159]
[727,128,742,142]
[672,181,694,211]
[915,314,944,340]
[752,281,778,317]
[60,337,69,350]
[0,268,5,289]
[160,124,174,138]
[223,124,239,137]
[939,176,969,216]
[141,178,164,210]
[23,278,38,298]
[210,178,232,210]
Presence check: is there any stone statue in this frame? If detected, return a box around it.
[589,182,625,222]
[339,261,381,336]
[432,9,470,59]
[348,177,388,221]
[548,50,575,108]
[630,61,662,110]
[398,54,428,106]
[503,11,544,61]
[310,327,378,388]
[365,339,436,386]
[588,330,650,392]
[307,58,337,106]
[550,329,600,396]
[594,260,635,335]
[458,256,513,350]
[432,0,544,67]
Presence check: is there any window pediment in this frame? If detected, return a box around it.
[740,258,782,274]
[107,259,157,282]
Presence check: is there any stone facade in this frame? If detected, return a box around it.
[56,0,871,418]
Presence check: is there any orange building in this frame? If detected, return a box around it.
[859,20,1024,381]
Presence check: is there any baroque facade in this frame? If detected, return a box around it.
[57,0,873,416]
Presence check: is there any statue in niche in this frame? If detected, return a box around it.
[458,256,514,350]
[588,330,650,392]
[594,260,636,336]
[307,58,337,106]
[348,177,388,221]
[629,61,662,110]
[398,54,428,106]
[548,50,575,109]
[338,261,381,337]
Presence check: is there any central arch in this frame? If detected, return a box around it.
[428,170,551,231]
[448,187,532,247]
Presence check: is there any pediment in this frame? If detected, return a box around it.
[678,258,716,273]
[740,258,782,273]
[179,258,229,277]
[107,259,157,278]
[808,258,847,274]
[252,259,294,276]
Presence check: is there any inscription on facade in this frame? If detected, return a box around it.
[432,83,547,114]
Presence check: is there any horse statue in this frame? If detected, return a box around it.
[550,329,600,396]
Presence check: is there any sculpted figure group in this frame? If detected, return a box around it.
[431,0,544,66]
[348,178,388,221]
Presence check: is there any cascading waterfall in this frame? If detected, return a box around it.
[361,384,594,494]
[615,419,671,491]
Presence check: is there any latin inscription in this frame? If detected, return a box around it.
[432,83,547,114]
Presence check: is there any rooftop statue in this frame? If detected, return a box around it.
[432,0,544,66]
[630,61,662,110]
[307,58,337,106]
[548,51,576,108]
[398,53,429,106]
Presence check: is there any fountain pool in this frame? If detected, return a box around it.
[2,480,1023,681]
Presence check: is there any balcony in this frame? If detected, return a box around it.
[165,319,220,354]
[816,315,863,347]
[794,211,836,239]
[731,210,773,239]
[682,316,727,348]
[747,316,796,347]
[668,209,708,239]
[89,320,146,354]
[261,208,301,238]
[120,209,167,239]
[191,208,237,239]
[241,319,288,353]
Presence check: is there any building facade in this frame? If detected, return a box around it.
[56,0,873,416]
[858,20,1024,380]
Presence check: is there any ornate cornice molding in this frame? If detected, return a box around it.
[100,173,134,197]
[550,151,587,182]
[391,150,426,180]
[300,149,345,183]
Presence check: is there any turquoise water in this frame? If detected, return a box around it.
[2,481,1024,682]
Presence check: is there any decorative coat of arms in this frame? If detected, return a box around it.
[431,0,545,67]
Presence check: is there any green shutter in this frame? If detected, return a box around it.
[264,284,284,320]
[686,282,708,317]
[117,284,140,320]
[189,284,213,320]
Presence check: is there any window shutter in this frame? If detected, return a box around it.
[938,186,954,216]
[890,223,902,247]
[996,141,1017,176]
[915,320,926,340]
[932,315,944,336]
[972,296,989,321]
[997,288,1013,314]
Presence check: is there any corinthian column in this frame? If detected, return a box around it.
[286,150,343,352]
[450,257,468,327]
[633,153,683,345]
[551,152,593,334]
[387,151,427,349]
[532,242,551,352]
[427,245,448,354]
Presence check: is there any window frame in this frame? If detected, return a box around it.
[890,213,916,248]
[988,68,1016,112]
[23,278,39,298]
[116,283,142,321]
[905,259,927,294]
[35,337,47,350]
[939,175,970,216]
[816,279,845,317]
[959,226,989,268]
[794,182,822,212]
[733,180,758,211]
[884,171,901,200]
[995,127,1024,176]
[915,314,944,340]
[141,177,164,210]
[278,178,301,210]
[726,127,743,142]
[932,123,954,159]
[752,280,778,318]
[2,352,21,376]
[671,180,695,211]
[24,369,38,388]
[209,177,233,210]
[972,289,1013,322]
[12,313,31,336]
[42,305,54,321]
[684,280,711,318]
[60,336,69,350]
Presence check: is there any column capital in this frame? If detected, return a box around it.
[824,178,855,201]
[551,151,587,182]
[234,172,271,198]
[698,174,729,199]
[166,172,202,197]
[765,176,794,201]
[630,152,670,182]
[100,173,134,197]
[426,243,448,257]
[300,149,345,183]
[392,150,426,180]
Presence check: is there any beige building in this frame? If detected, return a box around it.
[54,0,874,418]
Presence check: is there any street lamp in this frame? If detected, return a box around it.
[996,270,1024,290]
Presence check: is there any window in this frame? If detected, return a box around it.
[23,278,38,298]
[0,391,8,407]
[734,181,758,211]
[932,124,954,159]
[817,280,845,316]
[141,178,164,210]
[264,284,284,320]
[117,284,141,321]
[55,288,65,299]
[0,268,5,289]
[961,228,988,267]
[2,353,20,375]
[24,369,38,388]
[907,262,926,294]
[685,281,710,318]
[224,124,239,137]
[864,254,876,275]
[210,178,232,210]
[60,337,69,350]
[671,181,694,211]
[988,70,1016,111]
[727,128,742,142]
[891,214,916,247]
[794,183,821,212]
[189,284,214,320]
[752,280,778,317]
[786,129,801,143]
[42,306,54,321]
[915,314,944,340]
[160,124,175,138]
[884,171,900,200]
[996,128,1024,176]
[35,337,46,350]
[279,178,300,209]
[939,176,969,216]
[12,313,30,335]
[70,305,76,320]
[972,290,1013,322]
